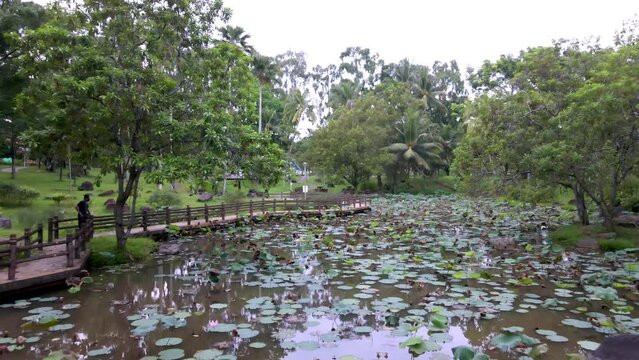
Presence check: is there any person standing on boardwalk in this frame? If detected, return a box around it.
[75,194,91,228]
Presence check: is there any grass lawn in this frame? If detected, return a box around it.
[0,166,342,238]
[550,223,639,251]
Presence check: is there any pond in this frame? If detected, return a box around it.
[1,195,638,360]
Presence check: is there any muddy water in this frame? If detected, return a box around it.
[1,196,638,360]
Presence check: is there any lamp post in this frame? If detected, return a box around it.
[3,119,14,179]
[303,161,307,183]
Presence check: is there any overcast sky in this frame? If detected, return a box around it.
[223,0,639,70]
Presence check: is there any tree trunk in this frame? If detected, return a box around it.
[258,85,263,133]
[573,186,589,225]
[115,166,141,250]
[10,134,16,179]
[376,174,383,193]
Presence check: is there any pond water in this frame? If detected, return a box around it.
[1,195,638,360]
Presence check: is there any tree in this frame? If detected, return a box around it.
[382,109,441,176]
[252,54,280,133]
[454,36,639,229]
[0,0,47,179]
[14,0,266,249]
[304,93,393,189]
[328,79,361,110]
[219,25,253,53]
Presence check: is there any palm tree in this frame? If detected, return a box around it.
[413,70,446,111]
[283,89,315,155]
[392,58,416,83]
[328,80,361,109]
[382,109,441,174]
[219,25,253,53]
[252,54,280,133]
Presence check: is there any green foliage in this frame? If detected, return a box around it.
[619,175,639,211]
[598,238,637,252]
[505,180,556,204]
[148,191,182,209]
[551,224,639,250]
[47,193,71,206]
[549,224,586,247]
[89,236,156,268]
[454,37,639,228]
[0,183,39,206]
[304,91,395,189]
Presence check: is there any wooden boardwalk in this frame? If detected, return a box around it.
[0,196,371,296]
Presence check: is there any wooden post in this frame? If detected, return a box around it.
[66,234,74,267]
[284,198,287,211]
[47,217,53,243]
[272,198,276,213]
[8,237,17,280]
[221,202,225,220]
[186,205,192,226]
[165,207,171,225]
[142,209,149,232]
[261,198,265,215]
[80,228,87,252]
[204,204,209,222]
[37,224,43,248]
[74,232,81,259]
[249,200,253,217]
[53,216,59,239]
[235,202,239,218]
[23,229,31,258]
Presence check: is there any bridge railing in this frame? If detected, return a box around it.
[0,219,93,280]
[0,195,371,280]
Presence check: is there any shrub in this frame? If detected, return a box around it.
[89,236,157,268]
[148,190,182,208]
[223,190,244,204]
[598,239,636,252]
[619,175,639,212]
[0,183,40,206]
[47,193,72,206]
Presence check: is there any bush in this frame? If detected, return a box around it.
[505,181,555,204]
[47,193,72,206]
[89,236,157,268]
[223,190,244,204]
[619,175,639,212]
[0,183,40,206]
[598,238,636,252]
[148,190,182,208]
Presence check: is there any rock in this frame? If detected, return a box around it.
[0,217,11,229]
[197,191,213,202]
[78,181,93,191]
[488,237,516,250]
[589,334,639,360]
[104,199,116,209]
[158,243,181,255]
[614,213,639,227]
[98,190,114,197]
[104,199,129,211]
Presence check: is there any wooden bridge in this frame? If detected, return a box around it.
[0,195,371,295]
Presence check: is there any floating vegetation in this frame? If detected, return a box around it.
[0,195,638,359]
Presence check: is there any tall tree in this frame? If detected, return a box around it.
[219,25,253,53]
[14,0,267,248]
[251,54,280,133]
[0,0,47,178]
[382,109,441,175]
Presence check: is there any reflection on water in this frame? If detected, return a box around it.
[0,196,638,360]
